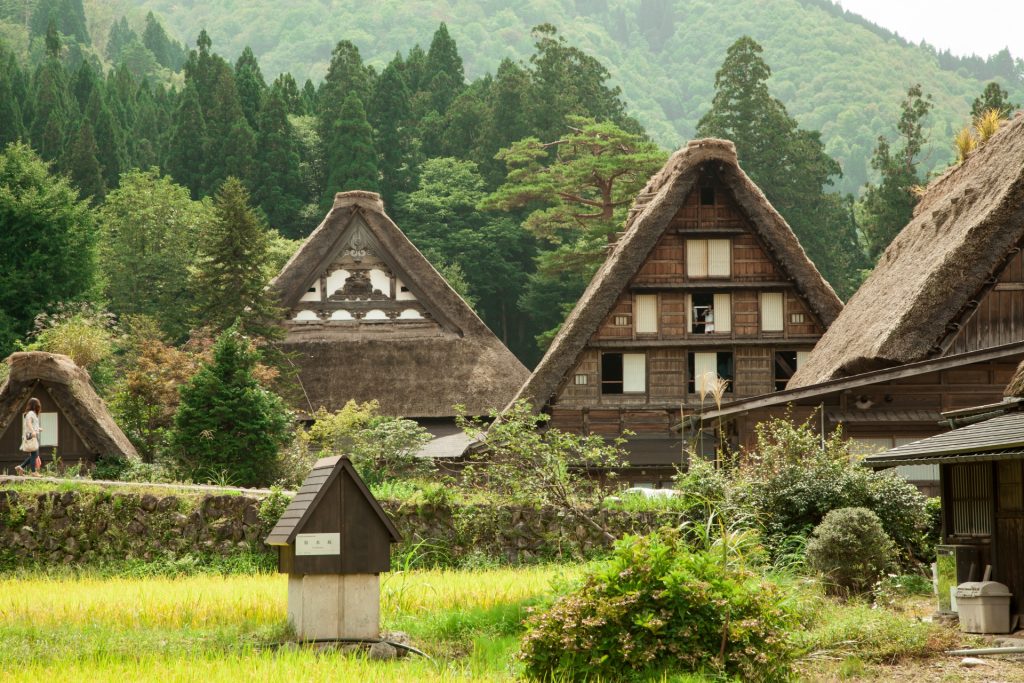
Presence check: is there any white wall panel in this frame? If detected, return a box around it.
[708,239,731,277]
[623,353,646,392]
[635,295,658,334]
[713,293,731,333]
[686,240,708,277]
[760,292,784,331]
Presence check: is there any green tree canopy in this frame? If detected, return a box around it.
[321,92,379,206]
[0,142,96,355]
[972,81,1016,118]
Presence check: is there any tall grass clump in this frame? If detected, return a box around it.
[520,526,797,682]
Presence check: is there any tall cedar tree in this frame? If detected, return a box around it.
[170,325,290,487]
[106,16,136,62]
[71,60,96,110]
[30,0,89,44]
[0,142,96,355]
[322,93,379,206]
[85,88,125,189]
[696,36,865,297]
[253,88,305,236]
[143,12,186,70]
[29,39,74,162]
[166,85,208,196]
[860,84,933,259]
[972,81,1016,118]
[0,50,25,146]
[191,177,282,338]
[99,169,208,341]
[425,23,465,112]
[272,72,304,115]
[64,119,104,203]
[370,60,416,207]
[234,46,266,128]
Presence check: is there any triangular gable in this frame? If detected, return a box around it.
[791,113,1024,387]
[265,455,400,546]
[511,138,843,410]
[0,352,138,458]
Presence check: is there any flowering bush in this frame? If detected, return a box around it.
[520,527,797,681]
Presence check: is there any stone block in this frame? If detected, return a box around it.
[288,573,380,641]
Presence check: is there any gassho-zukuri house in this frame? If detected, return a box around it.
[864,361,1024,622]
[507,138,843,486]
[686,112,1024,492]
[272,191,530,456]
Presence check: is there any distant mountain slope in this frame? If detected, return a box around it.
[86,0,1022,193]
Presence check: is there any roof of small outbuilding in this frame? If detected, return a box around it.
[265,455,400,546]
[791,113,1024,388]
[271,191,530,418]
[509,138,842,411]
[0,352,137,459]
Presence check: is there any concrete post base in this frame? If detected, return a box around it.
[287,573,380,640]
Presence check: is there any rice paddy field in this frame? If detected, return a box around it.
[0,565,583,682]
[1,563,1017,682]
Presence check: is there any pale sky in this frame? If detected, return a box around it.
[836,0,1024,58]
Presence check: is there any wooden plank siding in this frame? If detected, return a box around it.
[549,172,830,452]
[948,250,1024,355]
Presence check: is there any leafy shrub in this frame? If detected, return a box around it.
[737,416,929,564]
[520,527,797,681]
[90,455,175,483]
[806,507,895,596]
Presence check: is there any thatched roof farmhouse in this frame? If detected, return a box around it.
[0,352,137,468]
[272,191,529,423]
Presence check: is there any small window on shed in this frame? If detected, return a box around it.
[614,315,630,327]
[700,186,715,205]
[951,463,993,536]
[574,374,588,385]
[790,312,805,324]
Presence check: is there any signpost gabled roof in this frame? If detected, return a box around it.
[265,455,400,546]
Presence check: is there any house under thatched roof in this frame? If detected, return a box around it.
[272,191,529,419]
[510,138,843,414]
[0,352,137,467]
[791,112,1024,388]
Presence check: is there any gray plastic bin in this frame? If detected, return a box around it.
[956,581,1012,634]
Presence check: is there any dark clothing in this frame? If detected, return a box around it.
[18,449,39,472]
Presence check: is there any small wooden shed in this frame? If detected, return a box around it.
[266,455,400,640]
[0,352,137,470]
[865,401,1024,624]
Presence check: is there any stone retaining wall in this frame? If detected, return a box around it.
[0,487,683,569]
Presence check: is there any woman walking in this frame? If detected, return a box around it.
[16,398,42,476]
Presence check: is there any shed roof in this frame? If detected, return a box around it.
[272,191,529,418]
[791,112,1024,387]
[0,352,137,458]
[864,411,1024,467]
[265,455,400,546]
[510,138,843,411]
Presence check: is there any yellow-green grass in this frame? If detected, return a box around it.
[0,564,584,682]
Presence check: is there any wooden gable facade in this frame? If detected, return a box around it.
[549,170,829,443]
[508,140,842,480]
[943,246,1024,356]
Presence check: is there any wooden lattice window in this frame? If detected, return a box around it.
[951,463,993,536]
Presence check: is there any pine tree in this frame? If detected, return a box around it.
[271,72,303,115]
[370,61,416,207]
[234,46,266,128]
[317,40,372,158]
[165,86,208,196]
[142,12,186,70]
[190,177,282,336]
[301,78,317,114]
[322,92,378,207]
[31,0,89,45]
[170,325,290,487]
[253,88,304,236]
[425,23,465,112]
[0,51,25,146]
[105,16,136,62]
[70,60,96,110]
[65,119,104,203]
[28,41,73,162]
[971,81,1016,118]
[86,88,125,189]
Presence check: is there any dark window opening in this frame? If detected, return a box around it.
[687,352,734,394]
[700,186,715,205]
[601,352,624,394]
[774,351,798,391]
[691,293,715,334]
[400,286,410,292]
[308,286,317,292]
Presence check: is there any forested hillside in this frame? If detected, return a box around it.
[74,0,1024,193]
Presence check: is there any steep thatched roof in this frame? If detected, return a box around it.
[0,352,137,458]
[510,138,843,410]
[272,191,529,418]
[1005,360,1024,398]
[791,113,1024,388]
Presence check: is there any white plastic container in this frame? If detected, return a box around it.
[956,581,1013,634]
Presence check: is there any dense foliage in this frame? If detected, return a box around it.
[520,527,798,681]
[170,326,291,487]
[805,507,896,596]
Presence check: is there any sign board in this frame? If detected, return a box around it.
[39,412,58,447]
[295,533,341,556]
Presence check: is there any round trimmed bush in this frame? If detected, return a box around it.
[805,507,895,596]
[520,528,797,681]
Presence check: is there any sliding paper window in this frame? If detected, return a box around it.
[686,239,730,278]
[601,352,646,394]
